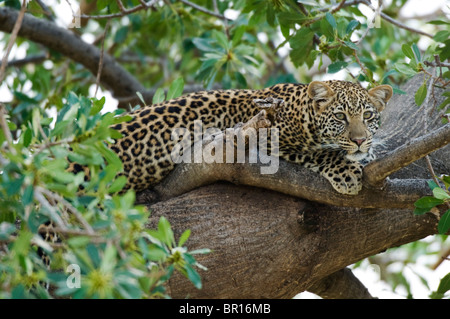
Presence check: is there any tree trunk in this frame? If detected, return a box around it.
[140,74,449,299]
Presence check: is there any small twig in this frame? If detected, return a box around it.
[116,0,127,13]
[37,187,95,235]
[179,0,231,21]
[34,0,55,21]
[94,19,110,97]
[359,0,433,38]
[432,247,450,270]
[356,0,382,45]
[424,60,450,69]
[0,0,27,83]
[37,226,107,246]
[331,0,347,13]
[32,138,75,156]
[353,50,372,82]
[78,0,158,20]
[420,67,447,87]
[7,53,49,68]
[379,10,433,38]
[0,103,16,155]
[34,187,68,230]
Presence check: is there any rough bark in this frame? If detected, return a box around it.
[138,74,449,299]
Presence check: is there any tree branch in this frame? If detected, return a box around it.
[0,0,27,83]
[316,0,434,38]
[179,0,231,21]
[149,183,441,298]
[149,157,437,210]
[307,268,375,299]
[0,7,145,99]
[148,118,446,210]
[364,123,450,187]
[78,0,158,20]
[6,52,48,67]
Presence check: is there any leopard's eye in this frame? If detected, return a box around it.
[334,112,346,121]
[363,111,374,120]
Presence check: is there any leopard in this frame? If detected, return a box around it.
[99,80,393,195]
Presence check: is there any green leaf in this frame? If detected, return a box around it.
[438,210,450,234]
[401,44,415,60]
[394,63,417,77]
[344,40,359,50]
[345,20,360,35]
[95,142,122,170]
[62,102,80,122]
[91,96,105,115]
[189,248,211,255]
[192,38,216,52]
[152,88,165,104]
[147,244,167,262]
[415,82,428,106]
[327,61,348,74]
[67,236,91,248]
[213,30,230,51]
[185,264,202,289]
[442,175,450,189]
[12,230,33,255]
[433,188,450,200]
[158,216,175,248]
[32,107,41,137]
[23,128,32,147]
[427,180,440,190]
[428,20,450,25]
[413,207,432,215]
[108,175,128,194]
[22,184,34,206]
[166,78,185,100]
[434,30,450,43]
[178,229,191,247]
[412,43,421,62]
[414,196,444,213]
[381,69,398,83]
[114,26,129,44]
[289,27,315,67]
[325,12,337,30]
[135,91,146,105]
[7,175,24,196]
[438,97,450,110]
[101,243,117,273]
[437,272,450,295]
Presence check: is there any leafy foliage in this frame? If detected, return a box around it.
[0,87,209,298]
[0,0,449,299]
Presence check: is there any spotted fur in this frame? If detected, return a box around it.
[102,80,392,195]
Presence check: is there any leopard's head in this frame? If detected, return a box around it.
[307,80,393,161]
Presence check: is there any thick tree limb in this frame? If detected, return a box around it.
[150,159,435,209]
[0,7,145,99]
[147,183,440,298]
[150,113,447,210]
[364,123,450,187]
[307,268,375,299]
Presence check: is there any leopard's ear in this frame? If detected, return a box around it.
[368,85,393,112]
[307,81,335,111]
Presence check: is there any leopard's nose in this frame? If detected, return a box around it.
[351,138,366,146]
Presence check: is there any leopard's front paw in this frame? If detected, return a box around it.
[324,163,363,195]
